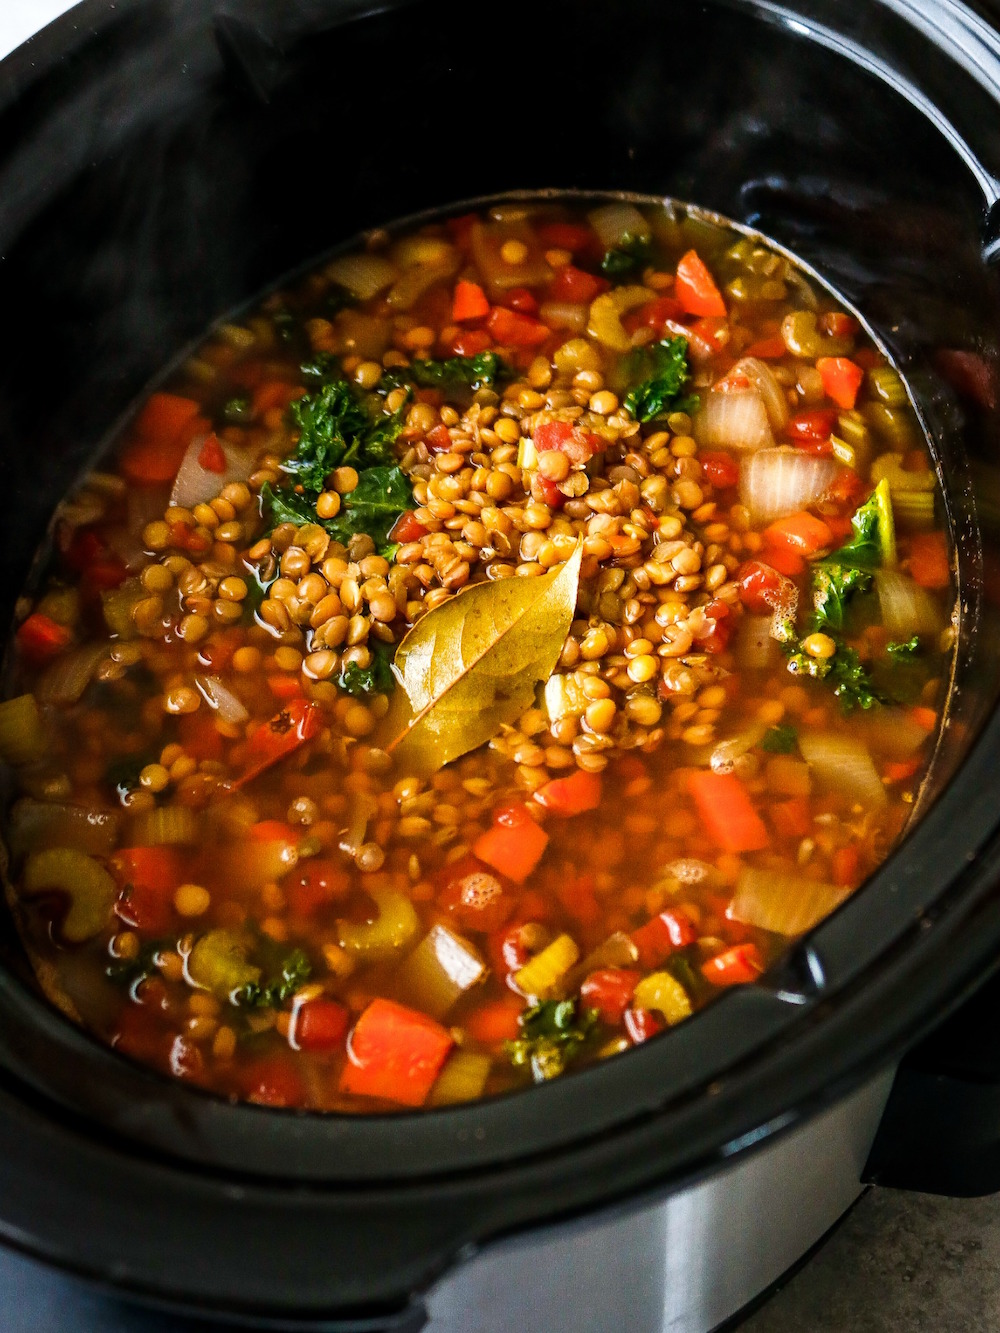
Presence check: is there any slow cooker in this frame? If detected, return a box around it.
[2,1,1000,1329]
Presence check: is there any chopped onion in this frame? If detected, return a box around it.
[875,569,943,639]
[587,202,651,250]
[37,643,108,707]
[195,675,249,726]
[170,434,255,510]
[391,235,457,270]
[538,300,588,332]
[396,924,486,1019]
[694,389,773,452]
[798,731,887,808]
[710,724,767,775]
[857,707,932,759]
[732,357,790,433]
[736,614,781,671]
[739,448,839,524]
[471,221,552,293]
[729,867,851,936]
[386,259,459,311]
[325,252,397,301]
[9,798,120,858]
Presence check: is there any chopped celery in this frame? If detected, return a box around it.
[867,365,908,407]
[23,847,117,942]
[513,933,579,1000]
[891,488,936,529]
[188,930,260,999]
[337,886,419,960]
[633,971,692,1025]
[428,1050,492,1106]
[396,924,486,1019]
[131,805,200,846]
[0,694,46,766]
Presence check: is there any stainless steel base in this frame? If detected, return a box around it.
[424,1069,895,1333]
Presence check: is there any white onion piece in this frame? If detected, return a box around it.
[709,723,768,775]
[694,389,773,452]
[739,448,839,525]
[37,643,108,706]
[798,731,887,808]
[195,675,249,726]
[729,867,850,936]
[325,252,397,300]
[736,614,780,671]
[857,707,932,759]
[587,202,651,250]
[538,300,588,332]
[170,435,254,510]
[875,569,943,639]
[733,357,790,432]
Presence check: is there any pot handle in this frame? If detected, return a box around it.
[864,967,1000,1196]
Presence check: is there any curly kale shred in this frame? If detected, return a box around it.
[623,337,697,423]
[236,948,312,1010]
[759,724,798,754]
[505,998,598,1083]
[338,639,396,698]
[600,233,654,279]
[380,351,510,393]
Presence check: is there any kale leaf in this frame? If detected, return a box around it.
[759,724,798,754]
[286,381,372,482]
[338,638,396,697]
[623,337,694,423]
[505,998,598,1083]
[829,479,895,569]
[887,635,921,661]
[381,351,510,393]
[323,465,412,551]
[786,641,884,711]
[600,233,654,279]
[236,948,312,1010]
[810,564,873,634]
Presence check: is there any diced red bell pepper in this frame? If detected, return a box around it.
[737,558,791,614]
[535,770,602,816]
[536,221,596,253]
[242,1058,306,1108]
[197,433,227,473]
[82,555,128,594]
[699,599,734,654]
[631,907,699,968]
[340,998,454,1107]
[486,306,550,348]
[439,854,513,933]
[16,612,73,666]
[623,294,685,335]
[624,1008,665,1044]
[473,804,549,883]
[688,771,770,853]
[688,316,731,356]
[235,699,321,788]
[112,846,184,934]
[817,356,864,410]
[501,286,540,315]
[391,510,430,544]
[581,968,641,1025]
[762,511,834,558]
[449,328,492,357]
[452,280,490,323]
[291,998,350,1052]
[463,995,525,1045]
[818,311,860,339]
[286,859,350,917]
[907,530,950,589]
[699,450,740,490]
[674,249,726,317]
[701,943,765,986]
[787,408,838,444]
[546,265,607,305]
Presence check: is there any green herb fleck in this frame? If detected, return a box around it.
[222,395,253,426]
[809,564,873,634]
[786,641,884,711]
[338,639,396,697]
[887,635,921,661]
[505,998,598,1083]
[236,948,312,1010]
[600,234,654,279]
[382,351,510,393]
[623,337,695,423]
[760,724,798,754]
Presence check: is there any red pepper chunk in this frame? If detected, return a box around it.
[197,433,226,473]
[16,612,73,666]
[787,408,838,443]
[624,1008,665,1044]
[486,306,549,348]
[291,998,350,1053]
[737,559,789,614]
[285,859,350,917]
[701,943,765,987]
[473,806,549,884]
[581,968,641,1025]
[817,356,864,410]
[536,770,602,816]
[688,771,770,853]
[674,249,726,317]
[546,265,607,305]
[235,698,321,788]
[631,907,699,968]
[390,510,429,543]
[449,328,492,358]
[340,999,454,1107]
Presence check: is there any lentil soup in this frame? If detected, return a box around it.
[0,197,955,1111]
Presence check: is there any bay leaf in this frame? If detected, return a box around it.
[380,544,582,775]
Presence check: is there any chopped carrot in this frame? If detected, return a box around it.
[769,796,812,839]
[249,820,298,843]
[121,413,210,486]
[16,612,73,665]
[745,335,787,359]
[687,770,770,853]
[267,674,304,702]
[452,280,490,323]
[762,511,834,558]
[486,306,550,348]
[473,803,549,883]
[132,392,201,443]
[536,770,602,816]
[251,380,303,418]
[909,705,938,732]
[674,249,726,317]
[701,943,765,986]
[339,998,454,1107]
[235,698,321,788]
[831,844,861,888]
[907,530,950,589]
[463,995,525,1046]
[817,356,864,409]
[884,757,921,783]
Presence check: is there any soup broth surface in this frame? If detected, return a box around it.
[0,197,954,1111]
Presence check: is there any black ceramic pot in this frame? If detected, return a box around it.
[2,2,1000,1330]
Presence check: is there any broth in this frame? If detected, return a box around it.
[0,196,954,1111]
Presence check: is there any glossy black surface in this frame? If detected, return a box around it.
[1,0,1000,1324]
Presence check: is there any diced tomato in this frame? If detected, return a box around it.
[63,527,107,573]
[787,408,838,443]
[674,249,726,317]
[424,424,452,454]
[536,221,596,253]
[737,559,789,614]
[286,860,350,917]
[439,854,513,933]
[699,450,740,490]
[631,907,699,968]
[546,265,607,305]
[242,1058,306,1108]
[235,698,322,788]
[452,280,490,323]
[112,1003,169,1066]
[16,612,73,666]
[390,510,430,544]
[818,312,860,339]
[701,943,765,986]
[581,968,641,1025]
[501,286,539,315]
[745,335,787,359]
[817,356,864,410]
[449,328,492,358]
[688,316,731,356]
[769,796,812,840]
[340,998,454,1108]
[473,804,549,883]
[763,545,807,577]
[884,757,921,784]
[535,475,566,510]
[112,846,184,934]
[291,998,350,1053]
[688,770,770,854]
[831,844,860,888]
[168,520,212,556]
[536,770,602,816]
[464,995,525,1045]
[486,306,550,348]
[197,433,226,473]
[533,419,604,464]
[699,599,734,654]
[633,294,685,331]
[81,555,128,594]
[906,530,950,589]
[624,1008,665,1044]
[762,511,834,558]
[824,469,866,511]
